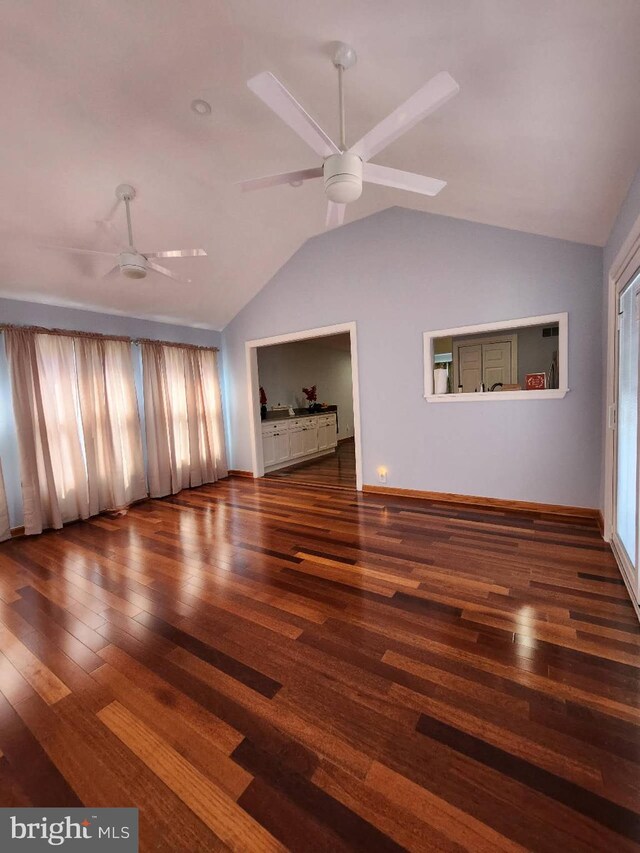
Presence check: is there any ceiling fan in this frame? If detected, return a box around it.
[240,43,460,228]
[43,184,206,282]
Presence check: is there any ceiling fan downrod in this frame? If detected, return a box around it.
[116,183,136,249]
[332,42,356,152]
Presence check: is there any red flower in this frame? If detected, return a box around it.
[302,385,317,402]
[259,386,267,405]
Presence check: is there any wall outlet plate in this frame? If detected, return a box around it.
[378,470,387,484]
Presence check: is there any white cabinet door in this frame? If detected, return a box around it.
[289,427,304,459]
[326,416,337,448]
[317,423,328,451]
[274,430,290,464]
[302,423,318,454]
[262,432,276,467]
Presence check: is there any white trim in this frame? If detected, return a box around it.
[244,322,363,490]
[604,211,640,544]
[423,313,568,399]
[611,538,640,624]
[426,389,568,403]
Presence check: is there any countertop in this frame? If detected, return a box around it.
[263,409,335,422]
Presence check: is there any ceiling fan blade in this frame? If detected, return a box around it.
[247,71,340,159]
[363,162,446,197]
[325,201,346,229]
[102,265,121,279]
[41,245,119,257]
[240,166,323,193]
[143,249,207,259]
[147,259,191,284]
[349,71,459,162]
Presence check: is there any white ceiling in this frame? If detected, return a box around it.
[1,0,640,331]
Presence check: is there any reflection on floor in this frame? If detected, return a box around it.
[265,437,356,489]
[0,477,636,850]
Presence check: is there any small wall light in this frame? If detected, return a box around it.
[377,466,387,484]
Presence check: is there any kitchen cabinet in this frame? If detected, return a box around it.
[317,414,338,451]
[274,429,290,464]
[261,413,337,473]
[289,425,305,459]
[262,432,276,467]
[302,421,318,455]
[326,417,337,448]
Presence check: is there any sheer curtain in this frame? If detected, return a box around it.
[75,337,147,515]
[0,459,9,542]
[186,348,227,486]
[142,341,227,498]
[4,329,89,534]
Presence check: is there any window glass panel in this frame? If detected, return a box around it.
[616,275,639,567]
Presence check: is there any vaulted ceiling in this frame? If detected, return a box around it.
[2,0,640,330]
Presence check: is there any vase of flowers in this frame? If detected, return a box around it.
[259,386,267,420]
[302,385,318,413]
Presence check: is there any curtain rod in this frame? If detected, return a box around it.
[0,323,219,352]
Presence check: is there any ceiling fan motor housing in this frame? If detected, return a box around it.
[323,153,363,203]
[119,251,147,279]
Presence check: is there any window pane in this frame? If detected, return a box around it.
[616,275,639,567]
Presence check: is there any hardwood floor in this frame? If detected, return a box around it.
[265,437,356,488]
[0,476,638,851]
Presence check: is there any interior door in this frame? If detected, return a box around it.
[482,341,512,388]
[613,272,640,594]
[458,345,482,392]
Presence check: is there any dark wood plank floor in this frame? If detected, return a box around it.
[265,437,356,488]
[0,476,638,851]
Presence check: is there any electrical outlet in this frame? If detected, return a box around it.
[377,467,387,484]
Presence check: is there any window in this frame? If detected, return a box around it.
[423,313,569,402]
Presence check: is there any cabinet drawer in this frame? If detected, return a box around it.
[262,420,289,435]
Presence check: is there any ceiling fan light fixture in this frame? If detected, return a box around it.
[119,251,147,279]
[122,265,147,279]
[323,152,362,204]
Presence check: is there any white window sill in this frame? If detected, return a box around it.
[425,388,569,402]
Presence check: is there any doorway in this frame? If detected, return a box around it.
[612,269,640,600]
[245,322,363,490]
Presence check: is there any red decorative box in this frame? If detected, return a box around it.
[525,373,547,390]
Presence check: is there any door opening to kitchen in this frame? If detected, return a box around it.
[255,330,357,489]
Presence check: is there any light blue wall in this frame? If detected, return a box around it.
[604,168,640,276]
[223,207,603,508]
[0,297,221,528]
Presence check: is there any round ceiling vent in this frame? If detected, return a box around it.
[191,98,212,116]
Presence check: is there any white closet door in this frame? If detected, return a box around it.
[458,345,482,392]
[482,341,513,388]
[613,272,640,590]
